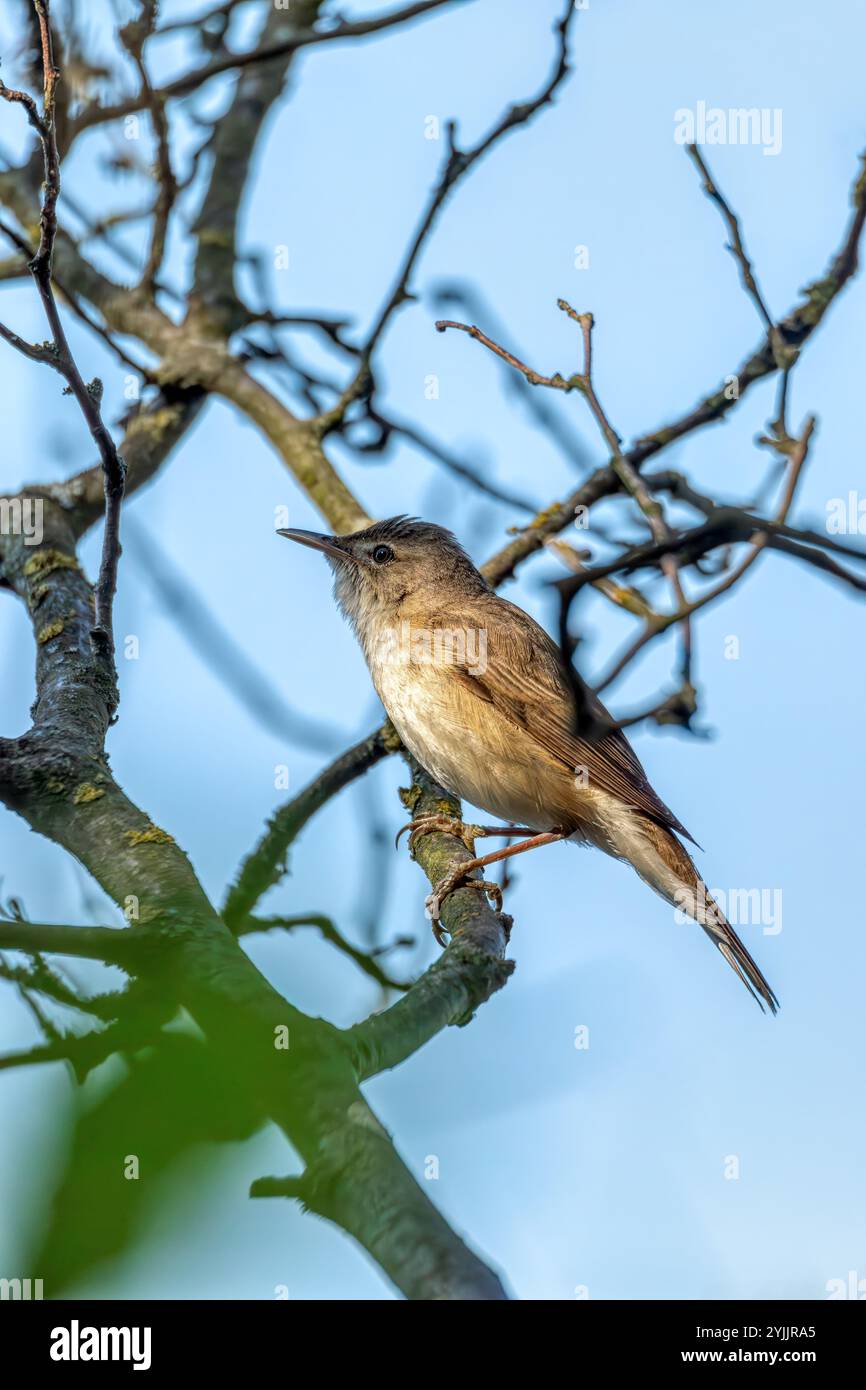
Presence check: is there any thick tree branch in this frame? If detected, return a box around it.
[0,920,140,964]
[346,763,514,1081]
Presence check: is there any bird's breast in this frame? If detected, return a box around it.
[369,648,576,831]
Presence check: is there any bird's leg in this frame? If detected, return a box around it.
[425,830,567,941]
[395,815,538,857]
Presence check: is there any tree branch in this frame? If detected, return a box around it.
[239,914,413,992]
[318,0,577,433]
[346,763,514,1080]
[75,1,473,134]
[0,920,141,964]
[223,722,401,927]
[0,0,126,699]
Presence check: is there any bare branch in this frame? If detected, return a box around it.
[355,407,540,512]
[319,0,577,432]
[557,299,694,685]
[594,419,815,691]
[75,0,474,135]
[0,920,141,965]
[346,762,514,1080]
[223,722,401,927]
[0,0,126,696]
[431,279,592,470]
[472,149,866,589]
[435,315,582,389]
[685,143,777,335]
[628,152,866,468]
[239,914,413,992]
[119,3,177,295]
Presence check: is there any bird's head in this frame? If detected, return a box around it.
[278,516,489,634]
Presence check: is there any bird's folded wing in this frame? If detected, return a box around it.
[446,599,697,845]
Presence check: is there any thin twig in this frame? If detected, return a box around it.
[356,407,539,512]
[594,419,816,691]
[434,317,582,392]
[223,724,400,927]
[685,143,776,335]
[238,914,413,992]
[75,0,473,133]
[120,4,177,295]
[0,0,126,690]
[559,299,694,684]
[318,0,577,433]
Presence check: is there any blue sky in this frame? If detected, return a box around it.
[0,0,864,1299]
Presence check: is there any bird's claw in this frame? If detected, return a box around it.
[395,813,481,856]
[425,873,504,947]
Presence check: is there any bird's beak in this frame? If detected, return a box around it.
[277,527,358,564]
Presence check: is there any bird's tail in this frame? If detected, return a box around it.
[601,812,779,1014]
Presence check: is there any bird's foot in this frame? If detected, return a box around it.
[425,872,504,946]
[396,816,538,857]
[423,827,568,944]
[396,813,482,856]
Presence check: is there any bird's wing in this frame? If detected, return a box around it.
[444,597,697,844]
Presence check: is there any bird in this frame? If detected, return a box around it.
[279,515,778,1013]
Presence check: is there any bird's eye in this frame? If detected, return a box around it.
[371,544,394,565]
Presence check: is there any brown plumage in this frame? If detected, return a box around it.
[279,517,779,1013]
[641,819,778,1013]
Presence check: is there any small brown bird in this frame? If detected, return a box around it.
[279,516,778,1013]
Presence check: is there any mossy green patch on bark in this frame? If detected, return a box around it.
[136,903,165,924]
[381,720,403,754]
[528,502,564,530]
[37,619,65,644]
[197,228,234,249]
[24,549,79,579]
[124,404,183,448]
[124,823,175,847]
[644,426,677,449]
[398,784,422,814]
[72,783,106,805]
